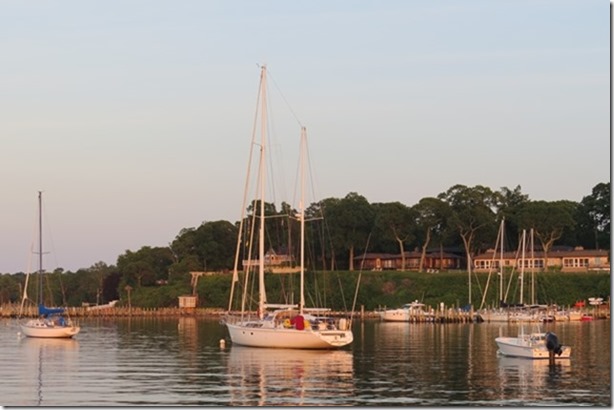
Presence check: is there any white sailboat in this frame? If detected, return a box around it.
[20,192,80,338]
[224,66,353,349]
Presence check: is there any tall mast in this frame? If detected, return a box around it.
[299,127,307,315]
[499,218,505,305]
[38,191,43,306]
[519,229,526,305]
[530,228,535,305]
[258,65,267,317]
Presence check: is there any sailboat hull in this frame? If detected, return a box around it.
[21,319,80,338]
[226,322,352,349]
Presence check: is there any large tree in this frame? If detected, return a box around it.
[438,184,498,305]
[516,200,577,269]
[372,202,416,270]
[117,246,174,287]
[412,197,451,272]
[323,192,375,271]
[494,185,530,250]
[577,182,610,249]
[171,220,238,272]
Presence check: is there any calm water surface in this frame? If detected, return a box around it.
[0,317,610,406]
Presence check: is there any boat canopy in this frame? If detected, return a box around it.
[38,304,65,316]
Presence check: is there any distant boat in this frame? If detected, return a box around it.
[495,325,571,359]
[481,309,510,323]
[379,300,434,322]
[223,66,353,349]
[568,310,583,321]
[86,300,119,311]
[588,297,604,306]
[20,192,80,339]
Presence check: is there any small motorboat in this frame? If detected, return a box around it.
[495,325,571,359]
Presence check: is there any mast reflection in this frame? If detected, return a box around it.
[226,346,355,406]
[21,337,79,406]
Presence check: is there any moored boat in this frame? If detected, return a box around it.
[19,192,80,339]
[495,325,571,359]
[379,300,434,322]
[223,66,353,349]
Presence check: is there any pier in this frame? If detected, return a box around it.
[2,303,609,322]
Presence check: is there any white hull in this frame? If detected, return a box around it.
[380,309,411,322]
[380,309,433,322]
[495,336,571,359]
[226,322,352,349]
[380,301,433,322]
[21,319,80,338]
[483,311,510,322]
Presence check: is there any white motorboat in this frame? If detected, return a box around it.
[495,325,571,359]
[379,300,434,322]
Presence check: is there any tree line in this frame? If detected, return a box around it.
[0,182,609,308]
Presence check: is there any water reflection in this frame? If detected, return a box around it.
[177,316,198,361]
[0,318,608,406]
[497,356,571,405]
[226,347,355,406]
[20,337,79,406]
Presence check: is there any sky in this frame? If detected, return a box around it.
[0,0,610,273]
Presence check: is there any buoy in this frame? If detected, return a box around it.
[219,339,226,349]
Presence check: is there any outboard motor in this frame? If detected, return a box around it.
[545,331,563,356]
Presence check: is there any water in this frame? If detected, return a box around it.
[0,317,610,406]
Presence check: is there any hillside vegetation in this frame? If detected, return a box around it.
[187,270,610,311]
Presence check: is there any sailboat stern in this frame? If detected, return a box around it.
[316,329,353,347]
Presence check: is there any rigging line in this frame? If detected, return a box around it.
[504,241,523,303]
[479,225,502,310]
[290,128,324,225]
[307,228,326,308]
[42,199,61,273]
[266,67,304,128]
[350,232,372,322]
[228,65,264,313]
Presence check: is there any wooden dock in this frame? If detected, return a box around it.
[1,303,608,322]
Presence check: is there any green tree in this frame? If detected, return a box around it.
[372,202,416,270]
[412,197,451,272]
[516,200,577,269]
[438,184,498,306]
[494,185,530,250]
[117,246,174,287]
[577,182,610,249]
[323,193,375,271]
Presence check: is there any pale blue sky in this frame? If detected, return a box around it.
[0,0,610,273]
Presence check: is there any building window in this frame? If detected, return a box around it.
[563,258,589,268]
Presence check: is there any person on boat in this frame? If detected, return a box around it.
[291,314,305,330]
